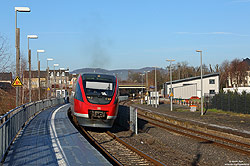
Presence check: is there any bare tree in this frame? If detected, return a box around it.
[219,60,230,89]
[237,61,248,86]
[0,35,12,72]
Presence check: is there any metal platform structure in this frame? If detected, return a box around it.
[2,104,111,166]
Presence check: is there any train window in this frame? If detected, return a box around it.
[75,83,84,102]
[86,81,113,90]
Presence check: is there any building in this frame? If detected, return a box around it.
[0,72,13,91]
[23,69,75,90]
[23,71,47,89]
[164,73,219,99]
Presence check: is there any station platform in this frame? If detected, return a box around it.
[133,103,250,138]
[3,104,111,166]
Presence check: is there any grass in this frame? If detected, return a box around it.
[175,108,250,118]
[206,109,250,118]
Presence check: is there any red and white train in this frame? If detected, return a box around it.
[72,73,119,128]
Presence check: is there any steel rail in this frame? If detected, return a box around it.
[79,126,123,166]
[68,111,122,166]
[69,109,164,165]
[138,112,250,156]
[106,131,164,166]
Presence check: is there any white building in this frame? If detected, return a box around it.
[223,87,250,94]
[164,73,219,99]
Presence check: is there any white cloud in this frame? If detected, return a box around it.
[175,32,249,37]
[231,0,250,3]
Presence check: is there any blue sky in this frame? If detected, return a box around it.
[1,0,250,71]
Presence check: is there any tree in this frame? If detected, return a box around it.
[219,60,230,89]
[127,71,142,83]
[228,58,248,87]
[0,35,12,72]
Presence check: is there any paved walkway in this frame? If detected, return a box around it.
[4,104,111,166]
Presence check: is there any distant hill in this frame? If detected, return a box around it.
[71,67,161,80]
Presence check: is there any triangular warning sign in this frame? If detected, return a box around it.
[47,87,50,91]
[12,76,23,87]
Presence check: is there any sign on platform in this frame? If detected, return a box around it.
[11,76,23,87]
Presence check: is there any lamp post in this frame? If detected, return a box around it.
[145,71,150,97]
[27,35,38,102]
[154,67,158,108]
[37,50,45,100]
[65,69,69,97]
[196,50,203,116]
[140,73,145,104]
[15,7,30,106]
[166,59,175,111]
[60,68,65,98]
[47,58,53,99]
[54,64,59,97]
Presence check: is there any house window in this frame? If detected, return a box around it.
[209,90,215,94]
[209,79,215,84]
[62,72,65,76]
[57,72,59,76]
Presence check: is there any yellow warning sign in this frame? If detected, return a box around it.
[47,87,50,91]
[12,76,23,87]
[170,93,174,97]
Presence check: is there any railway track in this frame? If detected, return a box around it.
[137,111,250,157]
[68,110,164,166]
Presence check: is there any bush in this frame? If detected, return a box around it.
[210,91,250,114]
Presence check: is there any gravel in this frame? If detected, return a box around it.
[108,104,250,166]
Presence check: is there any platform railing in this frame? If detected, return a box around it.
[0,98,65,162]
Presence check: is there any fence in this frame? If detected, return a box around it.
[0,98,65,162]
[208,92,250,114]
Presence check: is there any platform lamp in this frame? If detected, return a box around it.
[154,66,159,108]
[65,69,70,93]
[166,59,175,111]
[59,68,65,98]
[145,71,150,103]
[196,50,203,116]
[53,64,59,97]
[37,50,45,100]
[27,35,38,102]
[140,73,145,104]
[15,7,31,106]
[46,58,53,98]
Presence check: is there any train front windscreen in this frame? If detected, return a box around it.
[82,74,116,105]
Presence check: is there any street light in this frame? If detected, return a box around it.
[154,66,159,108]
[60,68,65,98]
[144,71,150,105]
[27,35,38,102]
[166,59,175,111]
[196,50,203,116]
[37,50,45,100]
[47,58,53,99]
[65,69,70,97]
[54,64,59,97]
[140,73,145,104]
[15,7,31,106]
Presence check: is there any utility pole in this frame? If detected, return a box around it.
[196,50,203,116]
[155,67,157,108]
[167,59,175,111]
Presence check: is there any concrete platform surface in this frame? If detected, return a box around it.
[3,104,111,166]
[133,103,250,138]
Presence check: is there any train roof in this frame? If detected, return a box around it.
[81,73,116,82]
